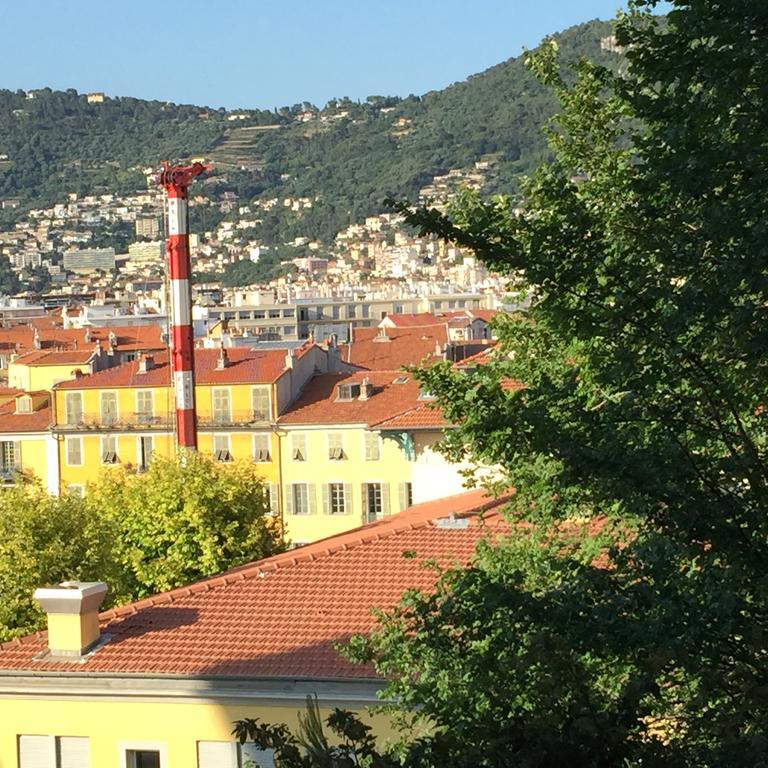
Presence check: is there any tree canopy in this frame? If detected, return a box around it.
[342,1,768,765]
[0,454,283,640]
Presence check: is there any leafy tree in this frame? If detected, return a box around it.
[234,696,398,768]
[0,454,283,640]
[347,1,768,765]
[86,453,283,598]
[0,483,118,642]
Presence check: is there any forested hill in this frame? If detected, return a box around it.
[0,18,615,238]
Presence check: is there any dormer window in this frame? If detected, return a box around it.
[15,396,32,414]
[336,383,361,401]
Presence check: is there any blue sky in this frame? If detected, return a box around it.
[3,0,638,110]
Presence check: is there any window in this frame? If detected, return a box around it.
[101,435,118,464]
[15,396,32,414]
[291,433,307,462]
[252,433,270,462]
[18,735,90,768]
[363,482,390,522]
[0,440,19,477]
[213,434,232,462]
[327,432,345,460]
[138,436,153,471]
[65,437,82,466]
[101,391,118,425]
[136,390,154,424]
[364,432,380,461]
[285,483,315,515]
[67,485,84,498]
[336,383,360,401]
[65,392,83,425]
[361,304,370,318]
[126,750,160,768]
[212,388,231,423]
[252,388,271,421]
[324,482,351,515]
[399,481,413,511]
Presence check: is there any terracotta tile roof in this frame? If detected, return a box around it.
[13,349,96,366]
[340,325,447,371]
[0,325,167,356]
[380,312,440,328]
[372,401,449,430]
[279,370,443,427]
[467,309,499,323]
[0,399,52,432]
[0,489,513,678]
[54,348,289,390]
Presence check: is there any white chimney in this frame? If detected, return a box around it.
[34,581,108,657]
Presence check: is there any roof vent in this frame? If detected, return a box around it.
[33,328,41,350]
[137,354,155,373]
[33,581,108,658]
[434,516,470,529]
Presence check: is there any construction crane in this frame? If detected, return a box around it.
[157,161,209,450]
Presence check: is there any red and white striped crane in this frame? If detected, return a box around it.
[158,160,209,450]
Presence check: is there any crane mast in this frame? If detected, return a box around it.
[157,161,208,450]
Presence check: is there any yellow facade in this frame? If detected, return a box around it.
[53,380,281,495]
[0,695,393,768]
[278,425,413,544]
[8,361,93,392]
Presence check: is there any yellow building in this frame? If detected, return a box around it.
[0,490,508,768]
[0,389,58,494]
[8,347,107,393]
[50,344,335,498]
[276,370,455,544]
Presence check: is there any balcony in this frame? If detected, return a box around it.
[56,413,174,431]
[197,410,272,429]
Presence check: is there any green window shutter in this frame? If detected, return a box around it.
[13,441,21,470]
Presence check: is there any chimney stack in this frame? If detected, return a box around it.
[138,354,155,373]
[33,581,108,657]
[359,376,373,400]
[216,347,230,370]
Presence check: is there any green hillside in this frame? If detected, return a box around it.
[0,18,616,239]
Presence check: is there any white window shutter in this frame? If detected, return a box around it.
[268,483,279,516]
[198,740,237,768]
[344,483,353,514]
[57,736,90,768]
[284,485,294,516]
[381,482,391,517]
[322,484,330,515]
[398,482,409,511]
[18,735,55,768]
[308,483,317,514]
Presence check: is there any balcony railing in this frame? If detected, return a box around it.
[57,413,174,431]
[197,410,272,428]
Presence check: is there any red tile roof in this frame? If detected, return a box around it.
[0,325,167,356]
[380,312,440,328]
[279,370,446,427]
[0,399,52,432]
[340,325,447,371]
[0,489,512,678]
[54,348,288,390]
[372,401,449,430]
[13,349,96,366]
